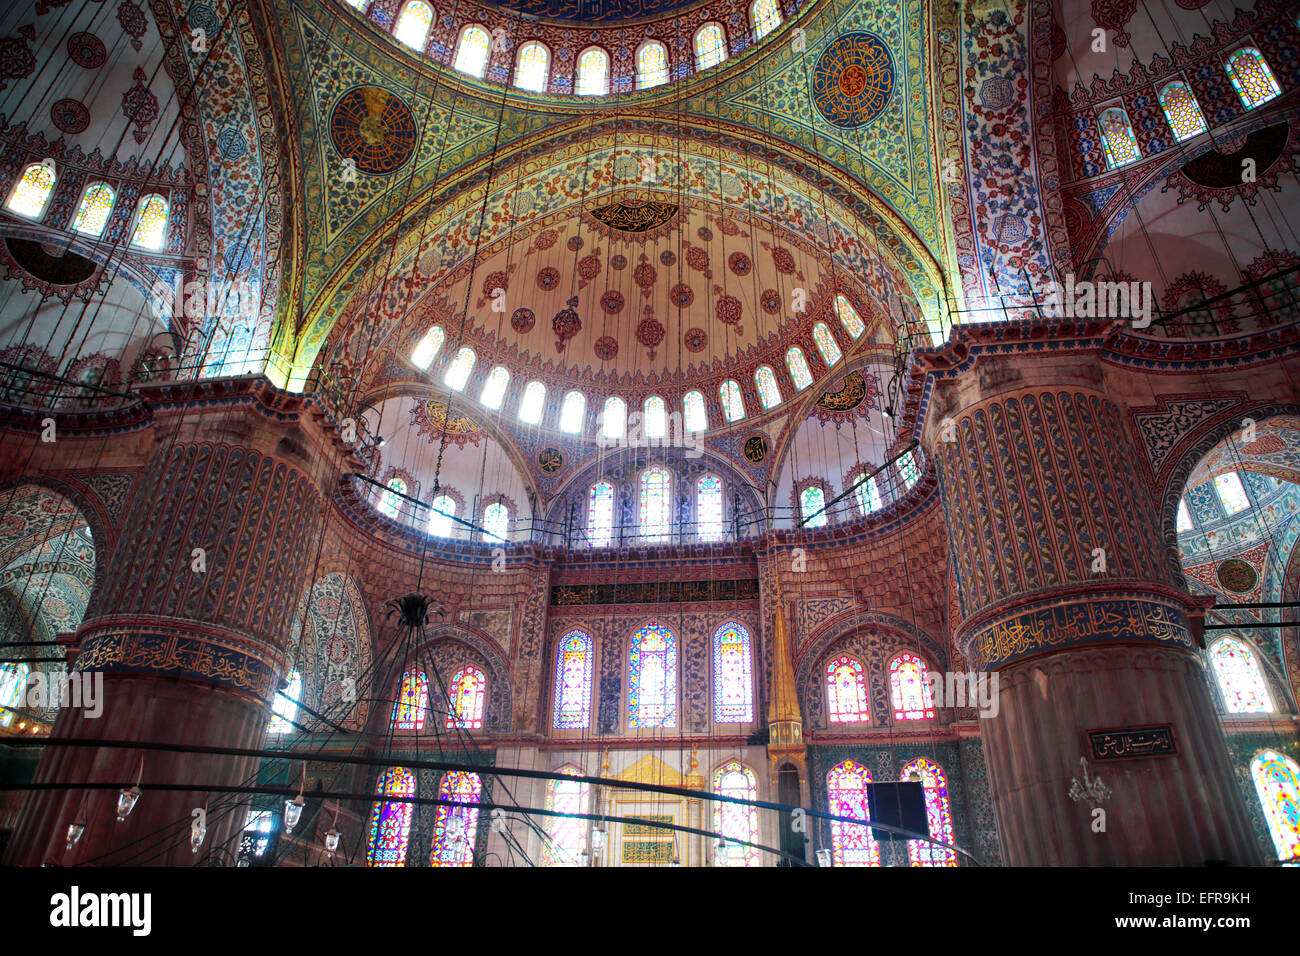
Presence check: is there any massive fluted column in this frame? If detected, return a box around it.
[920,325,1259,865]
[5,379,349,865]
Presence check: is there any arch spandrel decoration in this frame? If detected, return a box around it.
[288,571,375,731]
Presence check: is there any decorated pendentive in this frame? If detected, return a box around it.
[811,32,896,129]
[330,86,418,175]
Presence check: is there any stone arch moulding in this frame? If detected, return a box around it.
[407,623,513,733]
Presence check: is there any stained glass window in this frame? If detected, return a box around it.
[1098,108,1141,169]
[899,451,920,490]
[393,1,432,50]
[1158,82,1208,141]
[602,396,626,439]
[697,474,724,542]
[712,621,753,723]
[576,47,610,96]
[644,396,667,438]
[72,182,115,237]
[380,477,406,519]
[366,767,416,866]
[483,501,509,542]
[639,466,672,542]
[391,668,428,730]
[411,326,445,369]
[852,472,881,516]
[1210,637,1274,714]
[0,662,29,727]
[1214,471,1250,515]
[560,390,586,433]
[454,25,491,77]
[755,366,782,409]
[588,480,615,547]
[6,162,55,219]
[827,760,879,866]
[629,621,677,728]
[889,652,936,720]
[519,381,546,423]
[516,41,550,92]
[713,761,758,866]
[444,347,475,390]
[751,0,782,40]
[695,23,727,70]
[543,768,590,865]
[429,494,455,538]
[480,366,509,409]
[346,0,368,9]
[1176,498,1193,532]
[1226,48,1281,109]
[834,295,866,337]
[1251,750,1300,863]
[800,485,828,528]
[683,390,707,432]
[637,41,669,89]
[901,758,956,867]
[786,346,813,389]
[554,629,593,728]
[812,322,842,365]
[446,666,486,729]
[430,771,481,866]
[720,380,745,422]
[130,194,169,250]
[268,670,301,734]
[827,655,869,723]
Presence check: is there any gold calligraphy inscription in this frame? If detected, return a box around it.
[76,629,274,698]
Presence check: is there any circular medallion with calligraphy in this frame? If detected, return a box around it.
[743,434,769,464]
[537,447,564,473]
[330,86,417,175]
[811,33,895,129]
[1216,559,1257,593]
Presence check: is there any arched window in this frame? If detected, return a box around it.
[630,621,677,728]
[1210,637,1274,713]
[393,1,433,50]
[446,666,486,729]
[899,450,921,490]
[643,396,667,438]
[482,501,509,542]
[694,23,727,70]
[827,760,880,866]
[453,25,491,77]
[601,396,626,439]
[1098,108,1141,169]
[852,472,881,516]
[479,365,509,409]
[429,494,456,538]
[1158,82,1208,141]
[71,182,115,237]
[755,366,782,409]
[0,663,29,726]
[720,380,745,422]
[391,668,428,730]
[697,474,724,542]
[515,41,550,92]
[130,194,169,250]
[346,0,368,8]
[786,346,813,389]
[901,758,956,867]
[430,771,481,866]
[444,347,476,390]
[576,47,610,96]
[683,390,707,432]
[554,628,593,728]
[1213,471,1250,514]
[637,41,669,89]
[800,485,828,528]
[1176,498,1193,532]
[559,390,586,433]
[826,655,869,723]
[712,622,753,723]
[366,767,416,866]
[268,670,302,733]
[519,381,546,423]
[639,466,672,542]
[1251,751,1300,863]
[713,761,758,866]
[411,326,445,369]
[379,477,407,519]
[751,0,782,40]
[1226,48,1281,109]
[5,162,56,219]
[834,294,866,337]
[889,652,936,720]
[812,322,842,365]
[588,480,615,547]
[543,769,590,865]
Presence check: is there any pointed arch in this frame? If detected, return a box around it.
[827,760,879,866]
[889,652,935,720]
[713,760,758,865]
[1209,637,1274,713]
[554,628,593,728]
[366,767,416,866]
[5,162,56,219]
[393,1,433,50]
[446,665,487,728]
[392,667,428,730]
[712,621,753,722]
[515,41,550,92]
[543,766,590,865]
[826,654,869,723]
[453,25,491,78]
[629,620,676,728]
[1251,750,1300,863]
[430,771,482,866]
[900,758,956,867]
